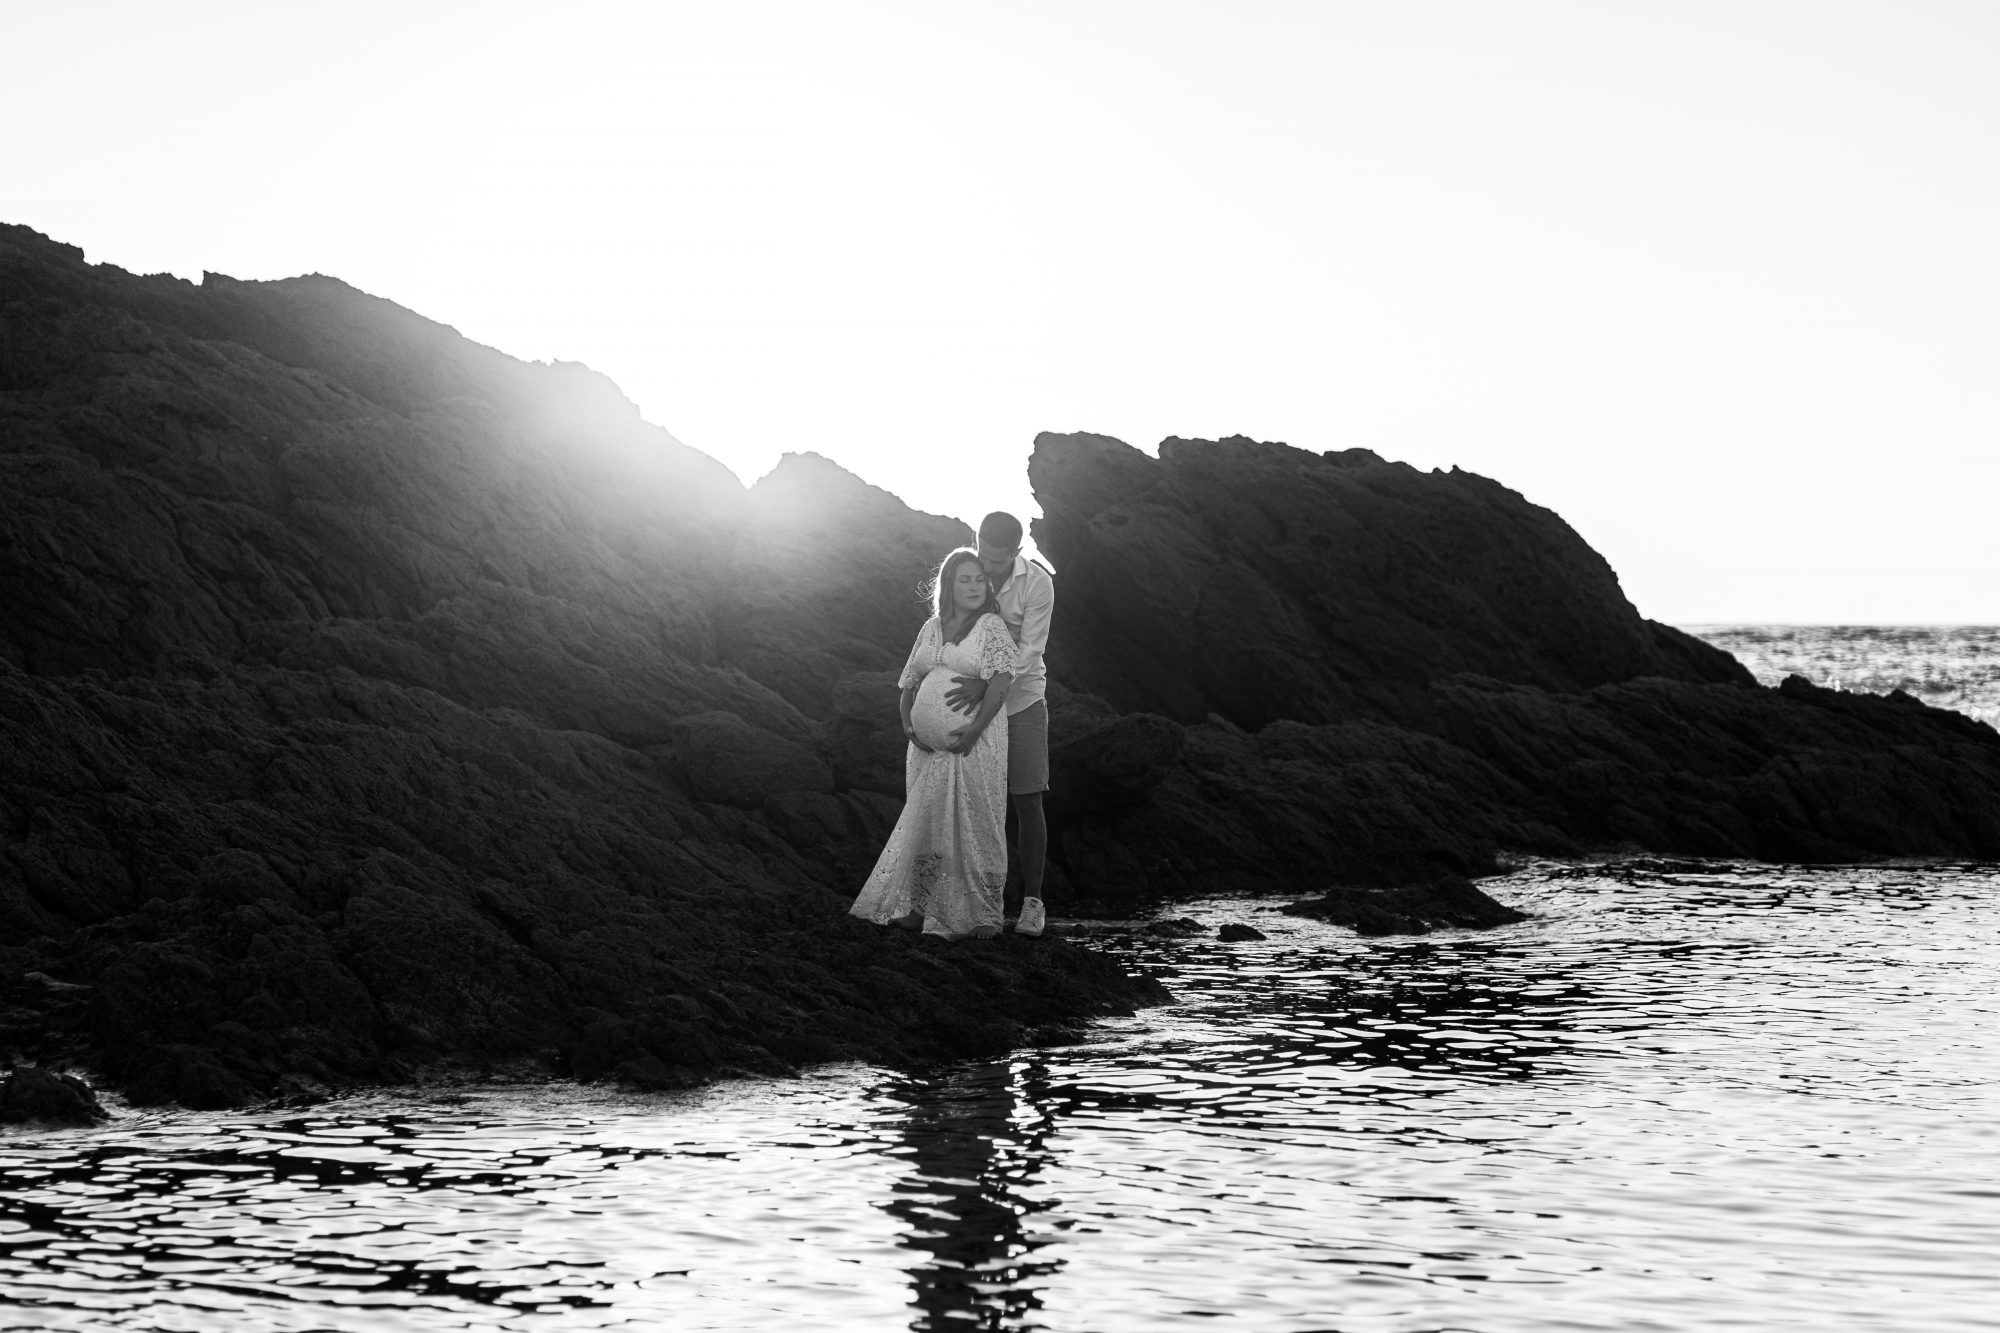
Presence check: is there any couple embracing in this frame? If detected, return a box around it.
[849,512,1054,941]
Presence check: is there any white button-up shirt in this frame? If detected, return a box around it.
[993,554,1054,716]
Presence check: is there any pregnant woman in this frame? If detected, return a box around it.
[850,547,1018,939]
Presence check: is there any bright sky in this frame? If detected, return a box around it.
[7,1,1996,622]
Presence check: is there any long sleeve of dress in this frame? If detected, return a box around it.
[898,618,940,689]
[976,613,1018,680]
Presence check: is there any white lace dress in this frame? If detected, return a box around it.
[850,612,1016,939]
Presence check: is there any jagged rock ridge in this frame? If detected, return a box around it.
[1028,432,2000,897]
[1030,431,1745,731]
[0,224,1157,1107]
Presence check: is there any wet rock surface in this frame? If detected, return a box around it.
[7,222,2000,1108]
[0,1066,108,1124]
[1281,875,1532,936]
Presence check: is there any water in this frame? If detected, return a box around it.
[5,628,1999,1331]
[7,862,1998,1331]
[1685,625,2000,731]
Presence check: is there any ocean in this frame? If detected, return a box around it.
[2,627,1995,1333]
[1686,624,2000,731]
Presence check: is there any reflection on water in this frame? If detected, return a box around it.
[4,861,1999,1331]
[885,1062,1060,1328]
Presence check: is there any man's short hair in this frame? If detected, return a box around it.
[978,511,1024,550]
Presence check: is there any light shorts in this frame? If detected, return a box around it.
[1006,701,1049,796]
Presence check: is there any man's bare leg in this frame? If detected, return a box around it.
[1013,790,1047,935]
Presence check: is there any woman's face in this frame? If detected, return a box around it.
[951,561,989,614]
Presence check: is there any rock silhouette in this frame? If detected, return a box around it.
[1030,432,2000,895]
[7,221,2000,1109]
[0,224,1160,1107]
[1028,431,1748,732]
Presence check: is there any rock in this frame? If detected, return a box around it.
[6,215,2000,1101]
[268,1073,334,1107]
[1047,712,1185,812]
[0,222,1165,1108]
[613,1053,700,1090]
[1282,875,1532,936]
[1144,917,1207,938]
[1217,923,1266,941]
[0,1066,108,1124]
[1046,714,1557,899]
[1430,673,2000,862]
[657,710,834,807]
[821,670,912,796]
[1058,899,1133,921]
[1029,431,1750,732]
[719,452,971,718]
[1027,432,2000,913]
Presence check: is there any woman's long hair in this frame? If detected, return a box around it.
[927,547,999,644]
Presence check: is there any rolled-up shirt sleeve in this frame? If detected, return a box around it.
[1011,568,1054,679]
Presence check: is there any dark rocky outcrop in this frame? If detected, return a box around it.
[1046,710,1185,813]
[0,224,1164,1108]
[1029,432,2000,901]
[1029,431,1748,732]
[1282,875,1532,936]
[0,1065,107,1124]
[7,221,1998,1109]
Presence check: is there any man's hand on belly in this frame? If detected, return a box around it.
[944,674,987,715]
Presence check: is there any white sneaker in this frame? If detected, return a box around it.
[1015,898,1046,938]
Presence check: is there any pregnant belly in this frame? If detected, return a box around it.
[911,668,970,751]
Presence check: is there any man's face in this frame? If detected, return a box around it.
[976,540,1018,587]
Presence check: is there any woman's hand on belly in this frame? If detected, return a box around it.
[944,720,987,755]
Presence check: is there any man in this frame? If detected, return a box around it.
[946,511,1054,937]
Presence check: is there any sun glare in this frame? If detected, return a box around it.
[6,0,1996,621]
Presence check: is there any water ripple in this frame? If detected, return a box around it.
[4,861,1997,1330]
